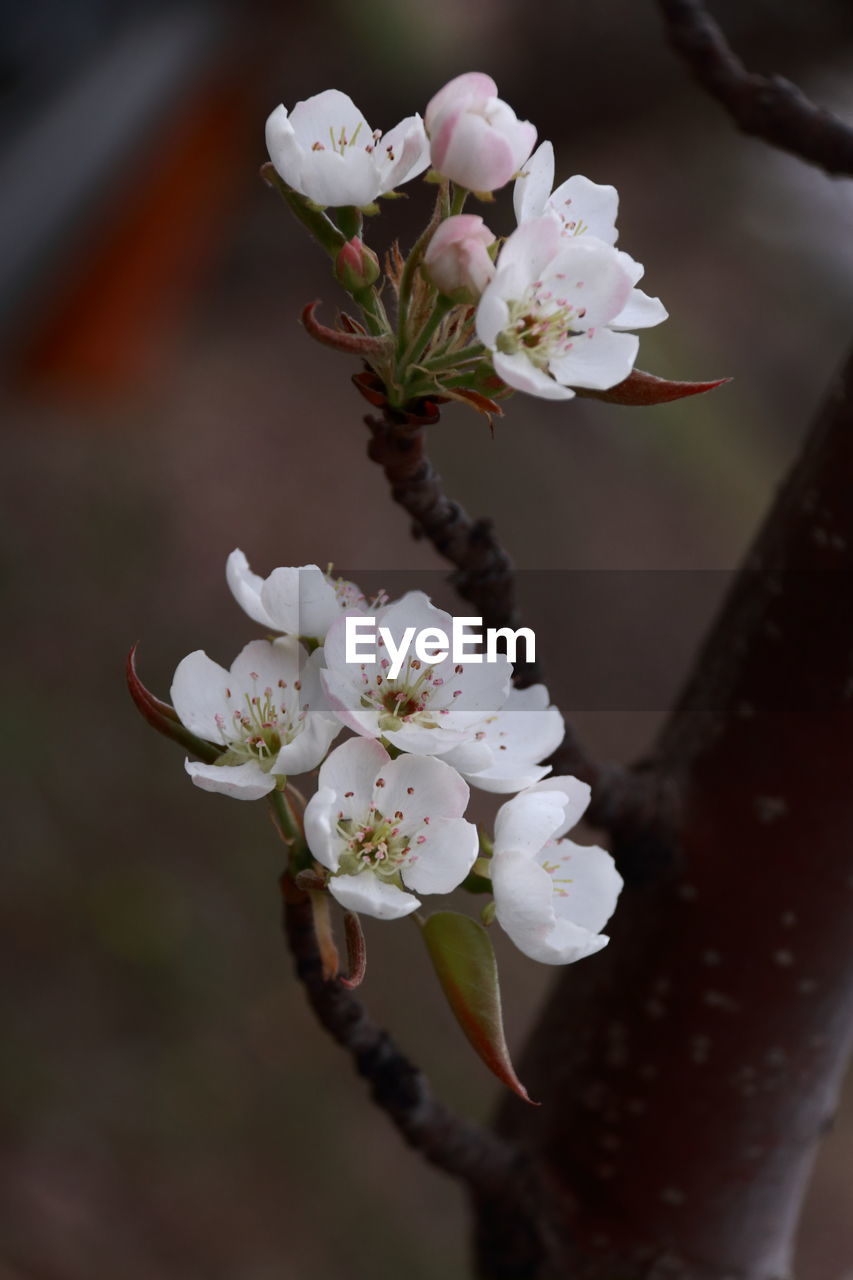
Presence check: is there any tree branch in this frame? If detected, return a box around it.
[280,874,529,1201]
[481,342,853,1279]
[657,0,853,177]
[364,402,529,669]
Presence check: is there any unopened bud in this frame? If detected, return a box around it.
[335,237,380,292]
[423,214,496,303]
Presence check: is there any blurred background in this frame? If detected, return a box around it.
[2,1,852,1276]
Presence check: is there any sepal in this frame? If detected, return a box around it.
[126,645,220,763]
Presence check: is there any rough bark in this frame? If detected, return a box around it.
[476,352,853,1279]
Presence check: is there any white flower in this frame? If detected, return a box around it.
[265,89,430,209]
[477,216,653,400]
[321,591,512,756]
[171,637,340,800]
[423,213,496,302]
[226,550,365,642]
[514,142,668,333]
[490,778,623,964]
[304,738,479,919]
[425,72,536,193]
[438,685,565,793]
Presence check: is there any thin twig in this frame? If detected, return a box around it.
[280,875,527,1199]
[365,405,537,683]
[657,0,853,177]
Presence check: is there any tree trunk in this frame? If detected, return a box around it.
[475,350,853,1279]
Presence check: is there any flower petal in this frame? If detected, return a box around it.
[541,838,623,934]
[492,850,555,941]
[298,146,380,209]
[548,328,639,392]
[375,115,431,190]
[271,713,340,777]
[437,110,517,191]
[329,872,420,920]
[610,287,668,331]
[475,286,511,349]
[382,724,469,756]
[377,753,470,829]
[425,72,497,134]
[260,565,341,639]
[229,637,302,696]
[402,816,479,894]
[494,216,563,283]
[288,89,370,148]
[513,140,555,223]
[317,736,389,813]
[265,105,305,194]
[522,775,592,837]
[304,785,341,871]
[185,758,275,801]
[549,174,618,245]
[226,549,277,629]
[171,650,231,742]
[494,790,570,856]
[542,236,633,329]
[320,666,383,739]
[517,916,610,965]
[455,685,565,793]
[492,350,576,400]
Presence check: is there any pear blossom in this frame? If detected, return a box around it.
[476,216,653,400]
[425,72,536,193]
[321,591,511,756]
[423,214,496,302]
[490,778,623,964]
[513,142,668,333]
[226,550,366,643]
[438,685,565,793]
[265,89,429,209]
[171,637,340,800]
[304,737,479,919]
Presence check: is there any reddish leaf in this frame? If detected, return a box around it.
[577,368,731,406]
[126,644,220,763]
[301,301,391,356]
[421,911,536,1104]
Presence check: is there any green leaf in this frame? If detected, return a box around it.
[421,911,536,1104]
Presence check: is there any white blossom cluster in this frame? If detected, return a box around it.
[265,71,666,401]
[171,555,622,965]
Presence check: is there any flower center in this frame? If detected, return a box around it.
[356,655,466,733]
[309,124,386,157]
[496,283,585,368]
[336,812,413,882]
[215,676,305,772]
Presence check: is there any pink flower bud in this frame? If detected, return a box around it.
[423,215,496,303]
[335,237,380,292]
[425,72,536,193]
